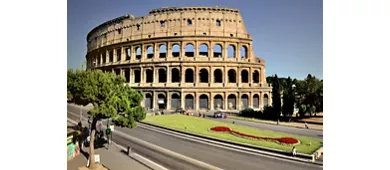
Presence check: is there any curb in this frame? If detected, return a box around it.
[227,116,323,131]
[140,121,323,166]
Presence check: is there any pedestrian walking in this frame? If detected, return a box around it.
[305,122,309,129]
[292,146,297,157]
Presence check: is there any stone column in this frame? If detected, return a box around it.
[142,44,147,61]
[223,42,228,59]
[259,92,263,108]
[224,92,228,110]
[167,42,171,58]
[236,43,240,59]
[249,68,252,85]
[195,92,199,110]
[167,67,170,83]
[237,68,241,87]
[237,92,241,110]
[166,91,171,110]
[223,66,227,86]
[140,67,144,84]
[106,50,109,63]
[195,66,199,86]
[181,66,185,84]
[181,92,185,109]
[210,94,214,110]
[180,41,185,58]
[194,41,199,58]
[249,92,253,108]
[153,91,157,111]
[154,43,158,59]
[113,49,117,63]
[153,67,157,83]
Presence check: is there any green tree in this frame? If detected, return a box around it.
[67,69,146,169]
[282,77,295,118]
[271,75,282,120]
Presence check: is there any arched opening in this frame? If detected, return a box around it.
[158,69,167,83]
[157,94,167,109]
[136,47,141,60]
[228,69,236,83]
[199,69,209,83]
[213,44,222,58]
[264,94,269,106]
[146,69,153,83]
[126,48,131,60]
[227,45,235,58]
[147,45,154,59]
[253,94,260,108]
[185,44,194,57]
[102,53,106,64]
[185,69,194,83]
[145,93,153,109]
[253,70,260,83]
[171,93,181,110]
[109,50,113,62]
[124,69,130,82]
[240,46,248,59]
[241,94,249,109]
[199,94,209,110]
[171,68,180,83]
[228,94,236,110]
[172,44,180,57]
[134,70,140,83]
[159,44,167,58]
[214,95,223,110]
[199,44,208,57]
[185,94,194,110]
[116,48,122,61]
[187,19,192,26]
[241,70,249,83]
[214,69,223,83]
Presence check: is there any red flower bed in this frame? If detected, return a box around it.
[210,126,299,145]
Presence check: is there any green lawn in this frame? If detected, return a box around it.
[228,115,280,124]
[143,114,322,154]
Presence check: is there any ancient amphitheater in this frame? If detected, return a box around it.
[86,6,273,112]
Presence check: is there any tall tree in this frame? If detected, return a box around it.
[67,69,146,169]
[282,77,295,117]
[271,74,282,120]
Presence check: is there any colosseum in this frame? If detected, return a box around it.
[86,6,273,112]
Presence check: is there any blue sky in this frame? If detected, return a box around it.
[68,0,322,80]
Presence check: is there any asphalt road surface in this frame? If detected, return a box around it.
[67,104,322,170]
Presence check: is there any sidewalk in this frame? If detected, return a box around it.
[67,121,151,170]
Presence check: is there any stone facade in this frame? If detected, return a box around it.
[86,6,272,112]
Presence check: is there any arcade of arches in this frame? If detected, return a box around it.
[142,92,271,111]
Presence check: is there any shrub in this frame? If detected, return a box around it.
[239,108,255,118]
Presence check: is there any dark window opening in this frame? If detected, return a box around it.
[148,35,151,38]
[216,20,221,26]
[160,21,165,27]
[228,94,237,110]
[228,70,236,83]
[124,69,130,82]
[115,69,120,76]
[241,70,249,83]
[109,50,113,62]
[171,68,180,83]
[136,24,140,30]
[253,94,260,108]
[158,69,167,83]
[116,49,121,61]
[240,46,248,59]
[253,71,260,83]
[117,29,122,34]
[214,69,223,83]
[185,69,194,83]
[187,19,192,26]
[199,69,209,83]
[199,94,208,109]
[146,69,153,83]
[134,70,141,83]
[174,33,177,36]
[203,32,207,36]
[230,34,233,37]
[214,95,223,109]
[185,94,194,110]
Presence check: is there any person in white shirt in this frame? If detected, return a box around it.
[292,146,297,157]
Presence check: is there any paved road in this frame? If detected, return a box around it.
[208,117,323,140]
[67,104,322,170]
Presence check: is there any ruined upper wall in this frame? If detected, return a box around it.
[86,6,250,52]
